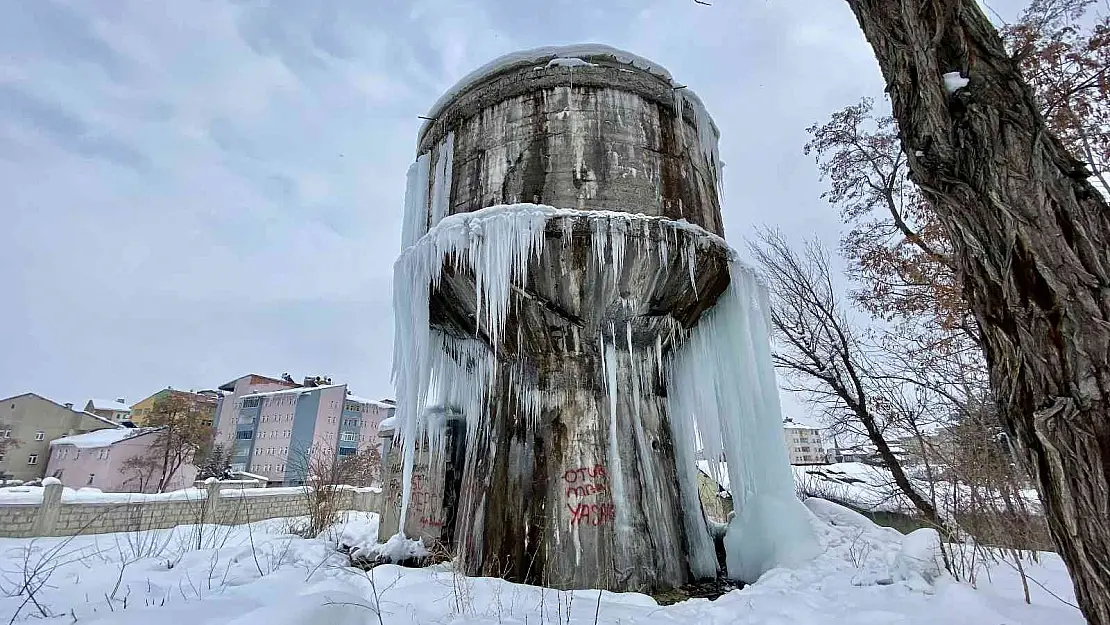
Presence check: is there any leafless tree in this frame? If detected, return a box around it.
[121,394,211,492]
[749,229,946,528]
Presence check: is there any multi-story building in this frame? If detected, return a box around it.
[1,393,123,482]
[84,398,132,424]
[130,388,219,427]
[783,418,826,465]
[45,427,197,493]
[211,374,393,485]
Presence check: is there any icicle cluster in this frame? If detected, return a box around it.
[666,263,820,581]
[392,201,817,581]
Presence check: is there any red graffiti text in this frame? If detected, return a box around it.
[567,502,616,526]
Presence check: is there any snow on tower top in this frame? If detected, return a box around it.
[420,43,720,144]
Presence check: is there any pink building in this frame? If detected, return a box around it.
[212,374,393,485]
[45,428,198,493]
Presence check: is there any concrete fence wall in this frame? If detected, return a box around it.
[0,482,382,538]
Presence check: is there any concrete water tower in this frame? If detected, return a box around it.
[388,45,815,592]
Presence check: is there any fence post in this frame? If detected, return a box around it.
[33,480,63,536]
[202,478,222,525]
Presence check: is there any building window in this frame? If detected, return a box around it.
[87,474,95,485]
[97,449,109,460]
[0,452,5,462]
[27,454,38,465]
[340,432,357,443]
[236,430,253,440]
[34,431,45,441]
[1,429,10,438]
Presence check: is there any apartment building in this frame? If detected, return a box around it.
[783,418,826,465]
[84,398,132,424]
[1,393,123,482]
[45,427,197,493]
[130,388,219,427]
[212,374,392,485]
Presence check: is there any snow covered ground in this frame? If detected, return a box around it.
[0,505,1084,625]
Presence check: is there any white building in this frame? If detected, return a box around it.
[783,419,826,465]
[83,398,132,424]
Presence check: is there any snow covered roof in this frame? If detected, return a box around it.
[783,422,821,430]
[50,427,160,449]
[344,394,395,409]
[420,43,719,144]
[217,374,295,392]
[240,383,345,400]
[87,398,131,413]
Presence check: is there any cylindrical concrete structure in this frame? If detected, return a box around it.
[416,45,725,238]
[398,45,731,592]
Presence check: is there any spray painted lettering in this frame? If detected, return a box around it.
[562,463,614,526]
[562,464,608,483]
[567,502,616,526]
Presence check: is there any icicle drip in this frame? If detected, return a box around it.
[664,365,717,578]
[601,332,630,539]
[626,321,658,509]
[665,261,819,582]
[429,333,494,455]
[609,218,627,279]
[684,236,698,299]
[429,132,455,228]
[561,217,574,249]
[400,154,432,249]
[591,217,609,270]
[689,94,724,199]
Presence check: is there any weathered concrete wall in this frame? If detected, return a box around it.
[0,482,381,538]
[419,59,724,237]
[378,437,448,544]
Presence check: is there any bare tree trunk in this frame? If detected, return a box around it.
[844,1,1110,622]
[858,415,944,525]
[158,424,174,493]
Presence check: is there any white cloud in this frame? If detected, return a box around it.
[1,0,895,422]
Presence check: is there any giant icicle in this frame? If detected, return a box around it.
[666,262,820,581]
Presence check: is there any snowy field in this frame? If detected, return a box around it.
[0,504,1084,625]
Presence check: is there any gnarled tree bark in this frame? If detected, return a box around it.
[843,1,1110,623]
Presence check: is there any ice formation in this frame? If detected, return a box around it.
[391,201,819,582]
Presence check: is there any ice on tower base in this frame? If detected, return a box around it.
[385,44,818,591]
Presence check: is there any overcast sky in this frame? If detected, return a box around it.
[0,0,1022,415]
